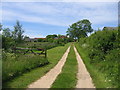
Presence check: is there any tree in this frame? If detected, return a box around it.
[38,38,43,42]
[2,28,11,37]
[67,19,93,40]
[0,23,2,31]
[2,35,15,50]
[46,34,57,39]
[0,23,2,49]
[2,28,15,50]
[12,20,24,43]
[46,34,57,42]
[2,21,25,50]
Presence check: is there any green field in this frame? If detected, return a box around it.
[3,43,70,88]
[17,42,60,50]
[2,41,66,83]
[51,45,77,88]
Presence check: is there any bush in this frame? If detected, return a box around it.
[38,38,43,42]
[78,29,119,88]
[2,36,15,50]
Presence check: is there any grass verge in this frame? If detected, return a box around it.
[75,43,113,88]
[3,43,70,88]
[51,45,77,88]
[2,54,48,82]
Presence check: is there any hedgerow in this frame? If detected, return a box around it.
[78,29,119,88]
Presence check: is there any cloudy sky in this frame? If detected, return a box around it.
[1,0,118,38]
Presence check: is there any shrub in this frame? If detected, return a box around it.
[78,29,119,87]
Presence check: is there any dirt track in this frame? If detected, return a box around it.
[27,46,70,88]
[27,45,95,88]
[74,46,95,88]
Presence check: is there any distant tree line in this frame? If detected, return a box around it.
[37,34,74,45]
[1,19,96,50]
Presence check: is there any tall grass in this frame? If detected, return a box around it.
[3,43,70,88]
[2,53,48,82]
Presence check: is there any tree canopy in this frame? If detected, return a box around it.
[13,20,24,43]
[66,19,93,40]
[2,28,11,37]
[0,23,2,31]
[2,20,25,50]
[46,34,57,39]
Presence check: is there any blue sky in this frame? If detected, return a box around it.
[1,1,118,38]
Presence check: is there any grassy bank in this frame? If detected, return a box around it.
[2,54,48,82]
[51,45,77,88]
[75,43,115,88]
[3,43,70,88]
[75,29,119,88]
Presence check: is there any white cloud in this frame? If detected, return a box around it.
[24,33,45,38]
[2,2,118,27]
[2,25,13,29]
[24,29,46,38]
[0,2,2,23]
[2,2,118,38]
[3,3,58,15]
[2,9,71,26]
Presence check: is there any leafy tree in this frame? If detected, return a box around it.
[2,28,12,37]
[57,34,63,38]
[2,21,24,50]
[46,34,58,42]
[47,38,54,42]
[67,19,93,40]
[118,25,120,43]
[12,20,24,43]
[0,23,2,31]
[38,38,43,42]
[2,28,15,50]
[66,37,74,42]
[2,36,15,50]
[0,23,2,49]
[46,34,57,39]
